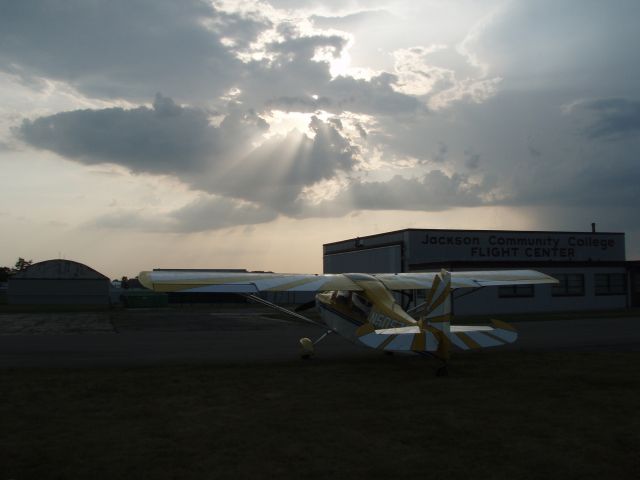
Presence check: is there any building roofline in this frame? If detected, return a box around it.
[11,259,110,280]
[323,228,625,247]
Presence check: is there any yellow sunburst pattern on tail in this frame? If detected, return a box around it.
[357,269,518,355]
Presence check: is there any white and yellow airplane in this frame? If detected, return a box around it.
[139,268,557,374]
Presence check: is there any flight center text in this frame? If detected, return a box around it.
[421,234,617,259]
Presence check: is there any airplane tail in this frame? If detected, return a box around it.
[357,269,518,358]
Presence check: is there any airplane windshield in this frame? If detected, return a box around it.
[352,293,372,318]
[331,291,372,321]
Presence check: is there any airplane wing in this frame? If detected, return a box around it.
[373,270,557,290]
[139,269,557,293]
[138,271,363,293]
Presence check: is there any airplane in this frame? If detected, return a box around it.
[138,268,558,375]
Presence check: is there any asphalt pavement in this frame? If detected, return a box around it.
[0,308,639,368]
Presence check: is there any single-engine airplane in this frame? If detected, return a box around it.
[139,269,557,375]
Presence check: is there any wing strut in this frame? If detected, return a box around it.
[242,294,325,328]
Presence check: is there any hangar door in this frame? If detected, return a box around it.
[323,245,402,274]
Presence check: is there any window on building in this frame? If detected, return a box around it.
[552,274,585,297]
[498,285,534,298]
[594,273,627,295]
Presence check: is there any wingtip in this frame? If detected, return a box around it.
[138,271,153,290]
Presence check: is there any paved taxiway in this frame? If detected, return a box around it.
[0,309,639,368]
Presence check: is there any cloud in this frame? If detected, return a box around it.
[267,0,388,12]
[5,0,640,241]
[260,72,425,116]
[169,196,278,232]
[0,0,268,102]
[18,95,360,214]
[91,168,487,232]
[312,170,485,214]
[235,27,426,117]
[472,0,640,95]
[310,10,395,30]
[17,94,265,175]
[1,0,425,119]
[573,98,640,140]
[94,195,278,233]
[202,116,358,211]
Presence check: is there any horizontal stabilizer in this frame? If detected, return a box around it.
[357,319,517,353]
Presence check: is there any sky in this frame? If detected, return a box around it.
[1,0,639,279]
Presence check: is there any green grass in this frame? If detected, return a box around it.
[1,352,639,479]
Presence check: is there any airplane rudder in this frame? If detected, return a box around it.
[424,269,452,320]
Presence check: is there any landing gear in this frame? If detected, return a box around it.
[299,330,333,359]
[299,337,314,359]
[436,364,449,377]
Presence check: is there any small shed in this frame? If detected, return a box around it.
[8,259,111,305]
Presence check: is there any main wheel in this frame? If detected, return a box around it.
[436,365,449,377]
[299,337,314,359]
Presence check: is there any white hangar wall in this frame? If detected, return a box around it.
[323,229,630,315]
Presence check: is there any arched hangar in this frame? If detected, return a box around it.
[8,259,110,306]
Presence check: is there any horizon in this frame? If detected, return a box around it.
[1,1,639,279]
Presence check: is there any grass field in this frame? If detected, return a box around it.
[1,352,639,479]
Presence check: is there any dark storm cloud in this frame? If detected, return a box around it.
[18,96,359,217]
[239,31,425,117]
[261,73,424,116]
[433,142,448,163]
[324,171,483,213]
[200,115,359,211]
[261,74,423,116]
[8,0,640,237]
[464,151,480,170]
[510,158,640,209]
[326,73,425,116]
[18,94,267,175]
[268,33,347,59]
[3,0,427,122]
[474,0,640,95]
[576,98,640,140]
[0,0,268,101]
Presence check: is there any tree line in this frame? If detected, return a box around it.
[0,258,33,282]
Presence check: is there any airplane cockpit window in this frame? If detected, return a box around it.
[351,293,372,318]
[335,290,351,305]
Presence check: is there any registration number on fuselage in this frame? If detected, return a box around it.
[368,310,402,329]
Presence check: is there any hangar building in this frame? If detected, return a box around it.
[8,259,111,306]
[324,228,637,315]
